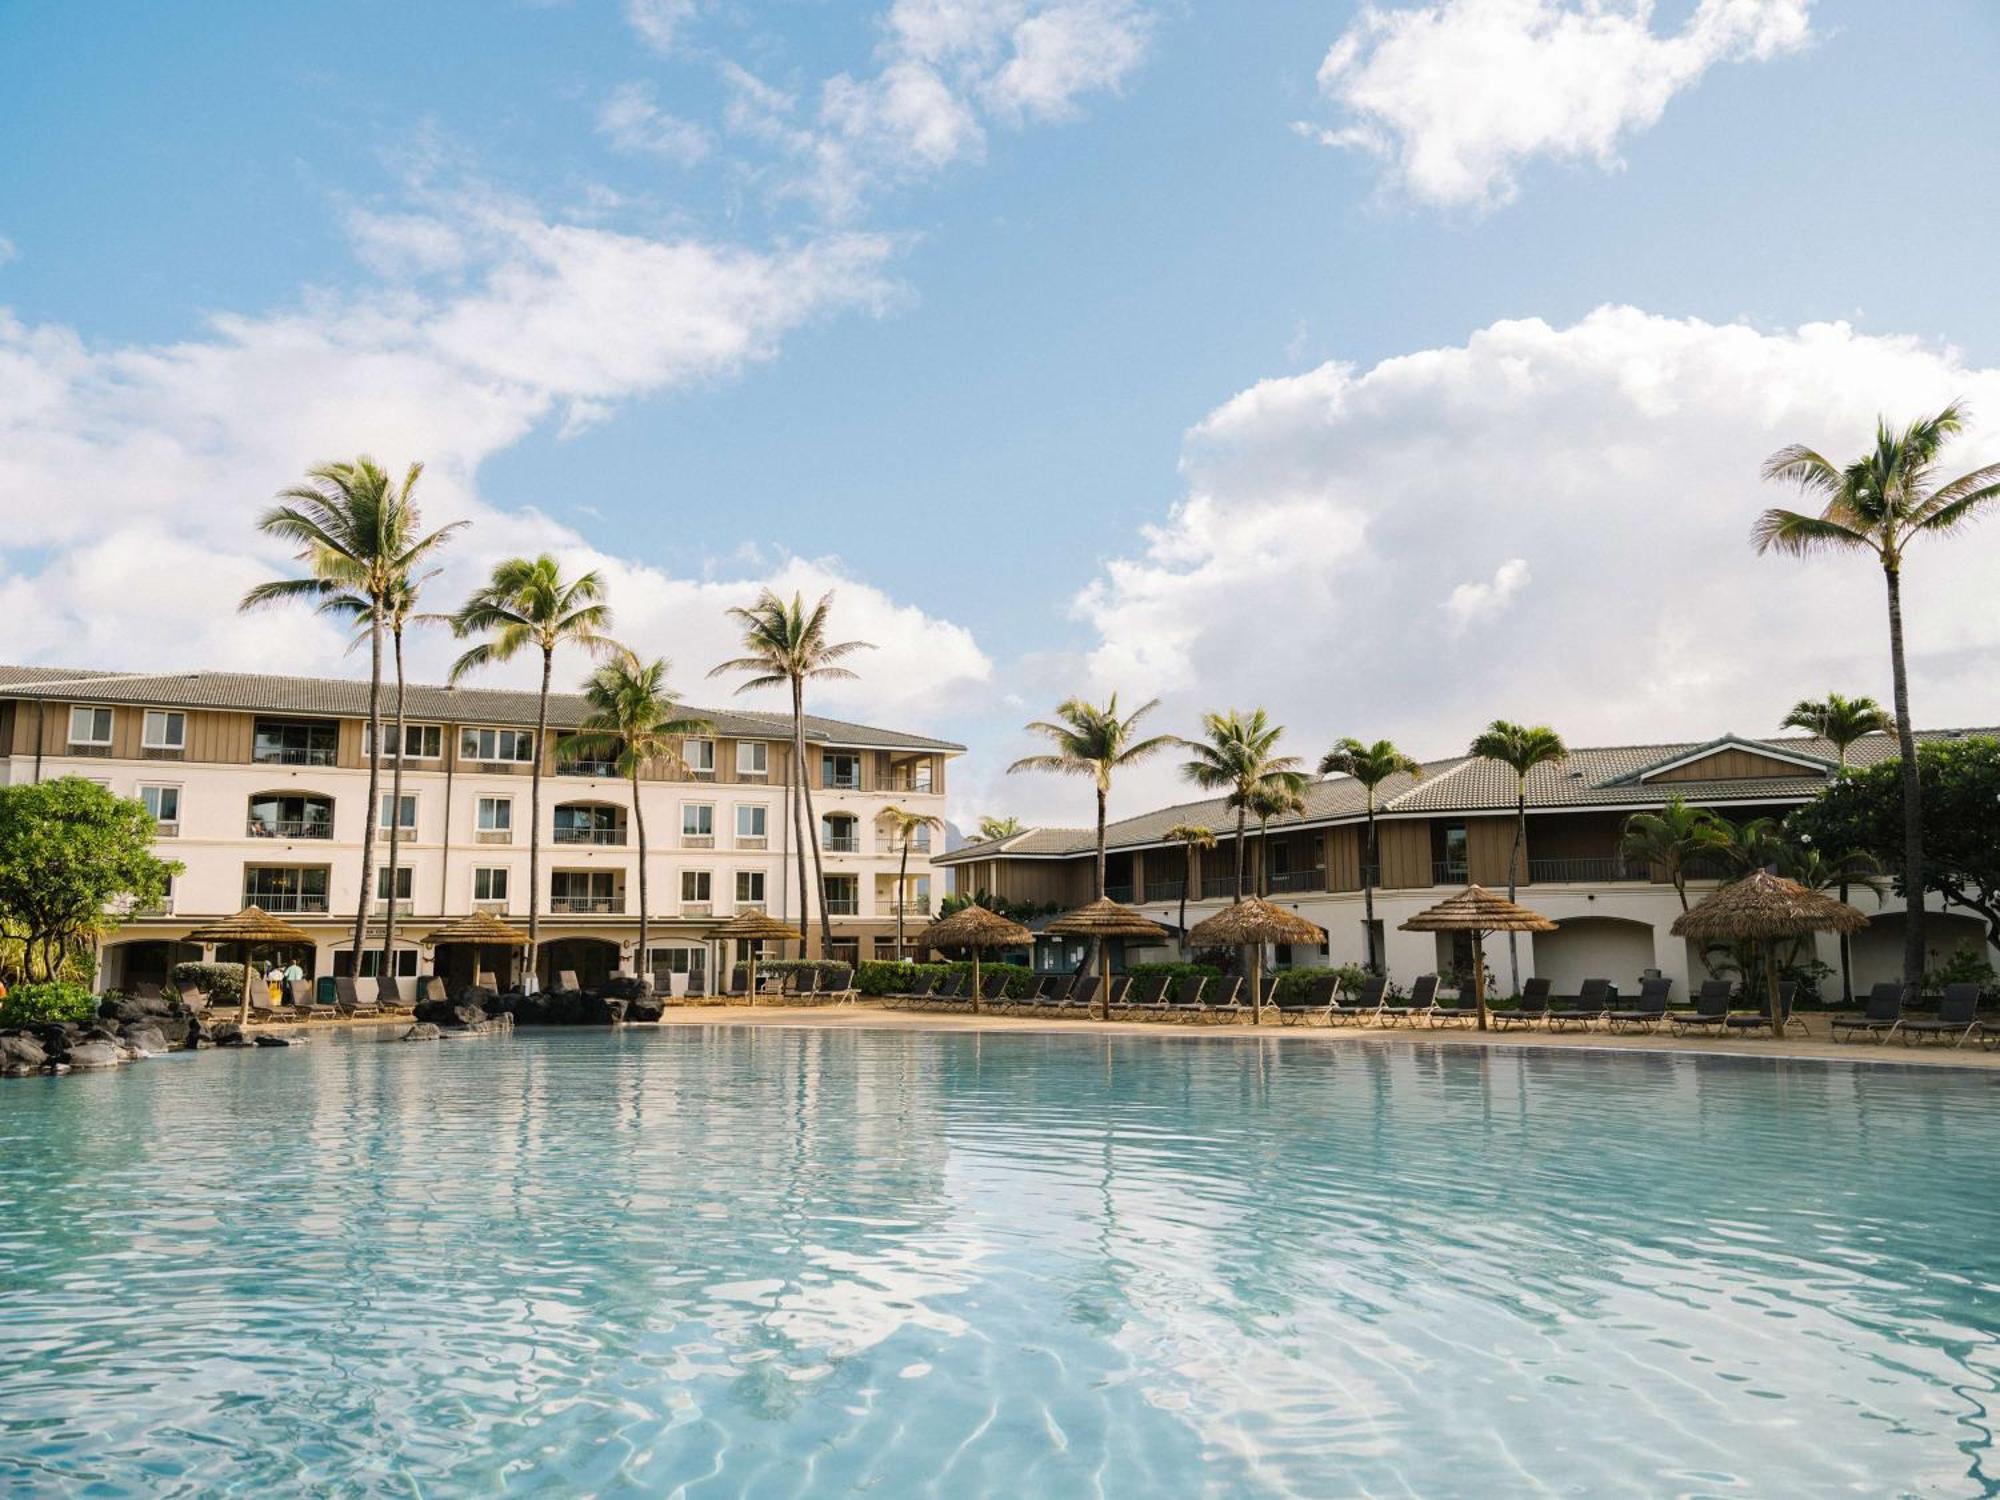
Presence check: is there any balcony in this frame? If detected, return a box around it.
[553,826,626,846]
[1268,867,1326,895]
[1142,877,1186,903]
[551,894,625,914]
[1526,856,1651,884]
[1201,870,1244,900]
[822,835,861,853]
[556,759,618,778]
[244,890,330,914]
[888,898,930,915]
[247,819,334,840]
[1432,861,1468,885]
[886,771,935,794]
[1105,884,1134,903]
[825,897,861,916]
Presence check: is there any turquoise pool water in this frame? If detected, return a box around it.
[2,1027,1997,1497]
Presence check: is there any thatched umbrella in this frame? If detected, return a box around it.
[1189,897,1327,1025]
[425,909,531,992]
[916,905,1033,1014]
[1399,885,1557,1031]
[710,909,800,999]
[182,905,318,1024]
[1045,898,1168,1019]
[1672,871,1867,1036]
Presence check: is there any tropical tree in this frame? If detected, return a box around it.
[1468,719,1568,994]
[1244,779,1307,897]
[976,814,1024,843]
[1778,692,1893,1000]
[1319,737,1422,973]
[1617,794,1724,913]
[451,555,613,982]
[558,650,711,985]
[1757,403,2000,985]
[241,458,462,973]
[709,590,875,958]
[880,804,946,957]
[0,779,180,982]
[1179,709,1306,902]
[1162,822,1214,956]
[1705,811,1788,875]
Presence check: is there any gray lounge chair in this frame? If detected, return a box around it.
[1276,973,1340,1023]
[1331,974,1386,1025]
[291,978,336,1020]
[1547,978,1613,1032]
[335,975,381,1019]
[475,970,499,991]
[1203,975,1246,1015]
[1832,982,1908,1043]
[1424,975,1480,1027]
[558,968,582,994]
[172,984,211,1014]
[894,970,940,1002]
[1606,977,1673,1033]
[1492,977,1552,1030]
[375,976,412,1015]
[1168,974,1208,1012]
[1901,983,1985,1047]
[1668,980,1732,1035]
[1124,974,1172,1011]
[1725,981,1801,1037]
[421,976,449,1003]
[1375,977,1434,1027]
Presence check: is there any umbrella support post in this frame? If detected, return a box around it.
[1473,933,1488,1032]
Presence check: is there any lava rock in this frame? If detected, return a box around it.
[212,1023,249,1047]
[121,1023,171,1056]
[601,974,650,1001]
[626,996,666,1024]
[0,1032,48,1070]
[254,1033,301,1047]
[64,1039,125,1069]
[400,1022,442,1041]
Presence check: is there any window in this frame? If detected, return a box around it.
[822,752,862,789]
[68,706,113,746]
[648,946,706,987]
[824,873,860,914]
[736,741,768,777]
[375,865,414,901]
[139,784,181,829]
[243,866,330,913]
[682,804,714,842]
[379,793,417,833]
[365,723,443,759]
[253,718,338,766]
[681,870,712,904]
[822,813,859,852]
[142,710,186,750]
[735,804,767,843]
[473,867,510,903]
[685,738,716,776]
[552,870,619,912]
[461,727,534,763]
[554,804,623,844]
[476,797,512,832]
[735,870,766,906]
[247,793,333,839]
[352,948,419,979]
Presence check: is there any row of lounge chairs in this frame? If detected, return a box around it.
[245,976,427,1023]
[721,964,857,1002]
[884,970,1493,1026]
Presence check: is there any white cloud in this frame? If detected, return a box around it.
[1444,556,1529,631]
[596,81,711,165]
[624,0,698,54]
[1304,0,1813,209]
[1061,306,2000,815]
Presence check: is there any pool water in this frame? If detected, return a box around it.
[2,1026,1997,1496]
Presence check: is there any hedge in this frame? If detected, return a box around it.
[1,980,98,1027]
[856,959,1042,999]
[172,961,245,1010]
[1128,962,1221,981]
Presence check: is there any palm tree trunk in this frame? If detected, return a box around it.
[1505,788,1525,995]
[1178,845,1191,958]
[380,624,408,979]
[527,647,551,987]
[1883,561,1926,988]
[796,680,834,959]
[1233,806,1247,900]
[1095,783,1109,1020]
[896,839,910,957]
[1363,800,1380,974]
[633,762,649,987]
[787,723,808,945]
[354,601,385,978]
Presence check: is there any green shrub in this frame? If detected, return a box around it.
[172,961,244,1010]
[856,960,950,996]
[1925,945,1996,999]
[0,980,98,1027]
[1128,962,1221,981]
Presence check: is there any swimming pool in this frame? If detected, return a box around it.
[2,1026,1996,1496]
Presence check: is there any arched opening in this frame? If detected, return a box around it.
[821,812,859,852]
[100,938,202,994]
[433,941,525,994]
[1531,915,1656,994]
[539,936,622,991]
[553,801,627,847]
[247,791,335,841]
[1850,909,1994,993]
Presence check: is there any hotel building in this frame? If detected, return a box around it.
[938,729,2000,997]
[0,664,959,993]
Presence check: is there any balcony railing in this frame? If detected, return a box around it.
[1432,861,1469,885]
[553,826,626,845]
[1142,877,1186,903]
[825,897,861,915]
[1526,856,1651,884]
[1268,867,1327,895]
[551,894,624,914]
[1201,871,1243,900]
[253,748,337,767]
[823,835,861,853]
[244,891,330,914]
[888,899,931,915]
[1105,884,1134,903]
[824,774,862,791]
[556,759,618,778]
[886,773,935,794]
[248,819,334,840]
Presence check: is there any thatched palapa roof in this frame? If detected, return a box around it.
[710,909,802,942]
[917,905,1034,951]
[183,905,317,947]
[1671,870,1868,941]
[1189,897,1326,947]
[1399,885,1558,934]
[1045,898,1169,942]
[425,909,532,947]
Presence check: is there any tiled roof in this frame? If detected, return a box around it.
[939,728,1994,864]
[0,665,963,753]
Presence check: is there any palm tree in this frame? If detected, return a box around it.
[1468,720,1568,995]
[1618,794,1723,913]
[450,556,613,983]
[1706,812,1788,875]
[710,590,875,958]
[880,804,945,957]
[1757,403,2000,987]
[240,457,462,974]
[1319,737,1422,973]
[1008,695,1177,1013]
[1244,780,1307,897]
[1162,823,1214,956]
[559,650,711,985]
[976,814,1024,843]
[1778,692,1893,1001]
[1179,709,1306,901]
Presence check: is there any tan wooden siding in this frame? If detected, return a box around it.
[1650,749,1818,783]
[1326,826,1363,892]
[1466,815,1524,887]
[1377,820,1432,889]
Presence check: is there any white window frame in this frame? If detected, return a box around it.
[378,792,418,833]
[141,710,186,750]
[139,783,181,829]
[686,738,716,777]
[472,866,510,903]
[681,869,713,904]
[68,705,113,747]
[461,726,534,763]
[476,796,513,832]
[367,722,443,759]
[681,802,715,842]
[734,803,768,843]
[734,869,766,906]
[735,741,768,777]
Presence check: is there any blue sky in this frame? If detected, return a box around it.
[4,0,1999,825]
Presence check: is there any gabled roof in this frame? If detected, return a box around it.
[0,664,964,754]
[1605,734,1837,785]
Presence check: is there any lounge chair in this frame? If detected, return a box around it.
[1901,983,1986,1047]
[685,969,707,1000]
[290,978,336,1021]
[1492,977,1552,1030]
[1606,977,1673,1034]
[821,964,856,1002]
[1668,981,1732,1036]
[1063,973,1108,1010]
[475,970,499,992]
[375,976,412,1015]
[1424,976,1481,1027]
[421,976,448,1003]
[335,975,381,1019]
[894,970,939,1002]
[172,984,211,1015]
[1098,976,1131,1013]
[1832,982,1908,1044]
[1375,977,1434,1027]
[1275,973,1340,1024]
[1547,979,1614,1032]
[932,972,968,1006]
[1330,974,1386,1026]
[558,969,582,994]
[1203,975,1247,1016]
[1167,974,1208,1013]
[1124,974,1172,1012]
[1725,981,1801,1037]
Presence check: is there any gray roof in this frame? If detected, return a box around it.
[0,664,963,753]
[940,727,1991,863]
